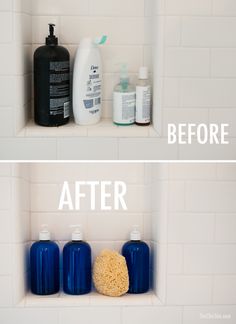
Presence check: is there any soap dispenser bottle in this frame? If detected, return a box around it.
[63,225,92,295]
[34,23,70,127]
[122,226,150,294]
[30,225,60,295]
[113,64,136,126]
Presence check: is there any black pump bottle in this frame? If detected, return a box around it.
[34,24,70,127]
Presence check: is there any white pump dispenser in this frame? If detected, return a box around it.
[70,225,83,241]
[130,225,141,241]
[73,36,107,126]
[113,64,136,126]
[39,224,51,241]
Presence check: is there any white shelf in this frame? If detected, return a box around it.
[18,120,158,138]
[20,291,161,308]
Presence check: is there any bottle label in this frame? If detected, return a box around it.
[113,92,136,124]
[49,61,70,118]
[136,85,151,124]
[83,65,102,116]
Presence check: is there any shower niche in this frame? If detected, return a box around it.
[13,0,162,139]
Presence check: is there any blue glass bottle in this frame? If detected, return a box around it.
[63,226,92,295]
[122,227,150,294]
[30,226,60,295]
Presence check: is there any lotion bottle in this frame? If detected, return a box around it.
[30,225,60,295]
[122,226,150,294]
[113,64,136,126]
[63,225,92,295]
[73,36,107,126]
[34,24,70,127]
[136,67,151,126]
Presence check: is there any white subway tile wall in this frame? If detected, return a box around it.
[0,163,30,308]
[0,0,32,138]
[0,163,236,322]
[150,163,236,321]
[155,0,236,159]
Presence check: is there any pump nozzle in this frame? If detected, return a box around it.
[120,63,127,78]
[46,23,58,46]
[70,225,83,241]
[94,35,108,45]
[39,224,51,241]
[118,63,129,90]
[49,23,55,37]
[130,225,141,241]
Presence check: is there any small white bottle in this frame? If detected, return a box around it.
[113,64,136,126]
[136,67,151,126]
[73,36,107,126]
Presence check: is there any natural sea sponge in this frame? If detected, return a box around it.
[93,249,129,297]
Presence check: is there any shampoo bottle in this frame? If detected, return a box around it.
[113,64,136,126]
[34,24,70,127]
[73,36,107,126]
[136,67,151,126]
[63,226,92,295]
[122,226,150,294]
[30,225,60,295]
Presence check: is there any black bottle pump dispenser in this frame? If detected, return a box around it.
[46,24,58,46]
[34,24,70,127]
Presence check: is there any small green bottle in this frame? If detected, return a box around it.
[113,64,136,126]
